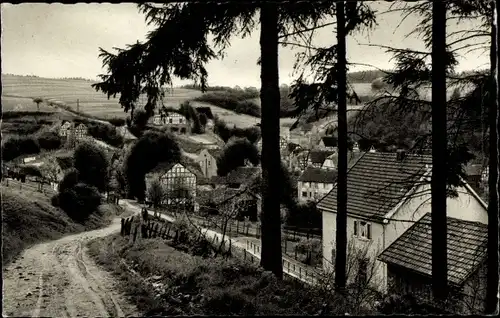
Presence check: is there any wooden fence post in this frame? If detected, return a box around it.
[236,220,239,234]
[120,218,124,236]
[244,249,247,261]
[246,224,249,236]
[133,225,138,243]
[166,225,171,238]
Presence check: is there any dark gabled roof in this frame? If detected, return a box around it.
[55,156,73,170]
[321,136,338,147]
[317,152,432,220]
[298,167,337,183]
[195,107,214,119]
[378,213,487,286]
[309,150,334,164]
[287,142,301,153]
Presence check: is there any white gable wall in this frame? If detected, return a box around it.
[322,182,487,294]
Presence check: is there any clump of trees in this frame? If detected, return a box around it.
[193,85,297,118]
[179,101,203,134]
[213,117,261,143]
[52,142,108,222]
[87,122,124,148]
[2,131,64,162]
[125,131,181,201]
[216,138,260,176]
[107,117,127,127]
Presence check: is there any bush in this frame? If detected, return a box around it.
[2,136,41,162]
[73,142,110,192]
[36,131,62,150]
[87,122,124,147]
[59,169,80,193]
[108,117,126,127]
[59,183,102,222]
[51,194,60,207]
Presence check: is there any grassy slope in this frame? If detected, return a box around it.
[1,185,124,266]
[87,234,358,316]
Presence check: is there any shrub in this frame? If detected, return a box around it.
[59,183,102,223]
[73,142,109,192]
[107,117,126,127]
[51,194,60,207]
[87,122,124,147]
[59,169,80,194]
[1,136,41,162]
[36,131,62,150]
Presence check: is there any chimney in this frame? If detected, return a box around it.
[396,149,406,161]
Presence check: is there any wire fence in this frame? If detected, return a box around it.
[2,177,57,197]
[120,210,322,286]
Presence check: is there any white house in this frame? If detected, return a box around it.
[317,150,488,294]
[73,123,89,140]
[145,162,198,209]
[58,121,72,138]
[197,148,221,179]
[297,167,337,202]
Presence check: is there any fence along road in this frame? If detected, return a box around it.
[122,200,320,286]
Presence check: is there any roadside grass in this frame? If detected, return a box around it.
[87,230,358,316]
[1,185,125,267]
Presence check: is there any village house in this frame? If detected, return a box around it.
[73,123,89,141]
[196,148,221,179]
[317,150,488,295]
[378,213,488,314]
[58,120,73,138]
[255,135,289,154]
[195,106,215,129]
[308,150,335,168]
[199,166,261,221]
[145,162,198,210]
[318,136,338,152]
[297,167,337,202]
[164,112,190,134]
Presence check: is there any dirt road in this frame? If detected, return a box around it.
[2,217,138,317]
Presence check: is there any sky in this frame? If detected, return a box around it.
[1,2,491,88]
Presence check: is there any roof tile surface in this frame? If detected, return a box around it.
[378,213,487,286]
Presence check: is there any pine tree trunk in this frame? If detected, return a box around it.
[486,1,499,314]
[335,0,348,292]
[259,2,283,279]
[431,0,448,302]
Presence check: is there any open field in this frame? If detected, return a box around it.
[2,75,295,131]
[2,75,203,119]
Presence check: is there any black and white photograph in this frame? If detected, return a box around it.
[1,1,499,316]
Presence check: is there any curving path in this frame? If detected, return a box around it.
[2,217,138,317]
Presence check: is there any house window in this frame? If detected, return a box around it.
[302,191,308,197]
[354,220,372,239]
[179,118,183,124]
[313,183,318,189]
[169,118,173,123]
[208,161,211,166]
